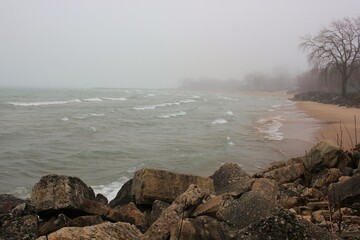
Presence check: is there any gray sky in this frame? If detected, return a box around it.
[0,1,359,89]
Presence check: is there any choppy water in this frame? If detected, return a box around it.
[0,88,314,200]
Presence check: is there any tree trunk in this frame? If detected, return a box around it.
[341,74,347,97]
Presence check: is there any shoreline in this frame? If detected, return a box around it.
[297,101,360,150]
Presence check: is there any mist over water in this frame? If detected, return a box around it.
[0,88,315,200]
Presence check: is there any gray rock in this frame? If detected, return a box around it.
[216,191,276,229]
[211,163,253,196]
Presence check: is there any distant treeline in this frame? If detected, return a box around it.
[179,66,360,93]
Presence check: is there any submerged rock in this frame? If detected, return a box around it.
[131,168,214,205]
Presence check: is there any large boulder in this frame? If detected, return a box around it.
[36,221,143,240]
[148,200,170,226]
[131,169,214,205]
[216,191,276,230]
[143,184,208,240]
[302,140,343,171]
[210,163,253,196]
[31,174,95,214]
[262,158,305,184]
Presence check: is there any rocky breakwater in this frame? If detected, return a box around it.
[292,91,360,108]
[1,140,360,239]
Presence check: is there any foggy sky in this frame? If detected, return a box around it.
[0,1,359,89]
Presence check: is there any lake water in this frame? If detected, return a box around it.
[0,88,318,200]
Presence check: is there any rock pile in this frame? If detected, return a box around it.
[292,91,360,108]
[1,140,359,239]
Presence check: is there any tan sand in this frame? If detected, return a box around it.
[297,101,360,150]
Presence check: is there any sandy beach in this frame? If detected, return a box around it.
[297,101,360,150]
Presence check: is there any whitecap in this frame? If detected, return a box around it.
[90,127,97,132]
[90,113,106,117]
[157,111,186,119]
[255,115,284,141]
[212,118,227,125]
[225,111,234,116]
[61,117,69,121]
[102,97,127,101]
[133,106,156,110]
[74,114,88,119]
[228,142,235,146]
[179,99,195,103]
[146,94,155,97]
[92,176,129,201]
[83,97,103,102]
[191,95,201,99]
[7,99,81,107]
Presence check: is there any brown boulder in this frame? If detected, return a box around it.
[31,174,95,214]
[36,221,142,240]
[191,194,228,217]
[170,216,227,240]
[143,184,208,240]
[116,202,147,232]
[95,193,108,205]
[263,158,305,184]
[131,168,214,205]
[210,163,253,196]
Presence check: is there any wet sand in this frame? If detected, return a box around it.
[297,101,360,150]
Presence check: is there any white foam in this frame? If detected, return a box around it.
[228,142,235,146]
[7,99,81,107]
[255,115,284,141]
[133,99,194,111]
[102,97,127,101]
[157,111,186,119]
[92,176,129,201]
[90,113,106,117]
[212,118,227,125]
[146,94,155,97]
[90,127,97,132]
[61,117,69,121]
[83,97,103,102]
[191,95,201,99]
[74,114,88,119]
[179,99,195,103]
[225,111,234,116]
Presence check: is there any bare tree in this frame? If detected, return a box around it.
[300,17,360,96]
